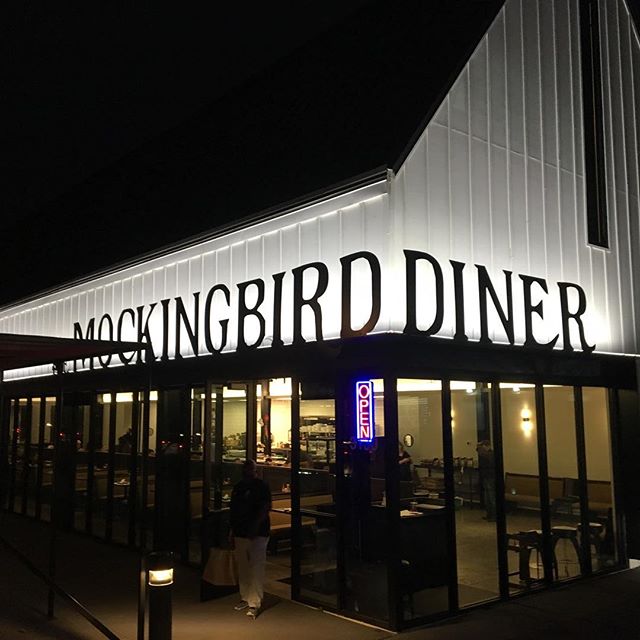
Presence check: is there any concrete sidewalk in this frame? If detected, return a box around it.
[1,512,640,639]
[0,513,389,640]
[403,568,640,640]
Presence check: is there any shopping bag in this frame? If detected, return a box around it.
[203,548,238,586]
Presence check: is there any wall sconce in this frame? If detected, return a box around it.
[520,407,533,437]
[451,409,455,429]
[512,385,521,394]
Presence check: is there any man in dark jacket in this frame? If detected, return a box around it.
[230,459,271,618]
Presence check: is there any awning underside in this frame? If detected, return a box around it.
[0,333,143,372]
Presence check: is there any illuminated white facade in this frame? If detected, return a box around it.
[1,0,640,379]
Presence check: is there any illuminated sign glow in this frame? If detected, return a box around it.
[356,380,375,443]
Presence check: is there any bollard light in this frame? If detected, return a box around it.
[147,552,174,587]
[146,551,174,640]
[148,568,173,587]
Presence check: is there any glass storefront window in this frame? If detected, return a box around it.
[112,392,137,544]
[40,397,56,522]
[94,394,111,539]
[296,384,337,607]
[500,383,544,593]
[220,386,248,501]
[189,388,205,564]
[544,385,582,580]
[396,378,449,620]
[342,378,389,623]
[73,401,91,532]
[451,381,499,606]
[28,398,42,518]
[583,387,617,570]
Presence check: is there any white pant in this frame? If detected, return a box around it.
[234,536,269,608]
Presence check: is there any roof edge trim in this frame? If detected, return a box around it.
[0,166,389,313]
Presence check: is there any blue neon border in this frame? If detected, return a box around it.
[355,379,375,443]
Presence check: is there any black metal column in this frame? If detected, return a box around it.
[105,390,117,542]
[534,384,553,584]
[607,388,627,567]
[290,376,301,601]
[490,382,509,599]
[574,386,592,575]
[383,376,401,629]
[442,380,459,612]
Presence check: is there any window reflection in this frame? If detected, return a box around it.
[544,386,582,581]
[583,387,617,570]
[500,383,544,594]
[397,378,449,621]
[451,382,499,606]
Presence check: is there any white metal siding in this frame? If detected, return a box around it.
[393,0,640,355]
[0,184,390,379]
[2,0,640,380]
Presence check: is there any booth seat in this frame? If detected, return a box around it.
[586,480,613,514]
[504,473,564,508]
[269,494,333,554]
[504,473,612,514]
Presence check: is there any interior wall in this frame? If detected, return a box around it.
[398,391,443,461]
[499,388,538,476]
[451,391,482,460]
[270,398,291,447]
[544,386,579,479]
[583,387,612,481]
[223,400,246,440]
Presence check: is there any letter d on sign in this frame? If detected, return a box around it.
[356,380,375,443]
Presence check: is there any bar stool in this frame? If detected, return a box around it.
[507,530,544,586]
[578,522,604,570]
[551,525,582,578]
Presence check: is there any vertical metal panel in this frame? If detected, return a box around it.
[489,11,508,149]
[527,160,546,276]
[505,0,525,156]
[450,67,469,134]
[509,153,529,272]
[490,146,510,268]
[401,135,429,251]
[450,130,471,261]
[523,0,542,162]
[471,138,492,269]
[540,1,559,166]
[470,38,489,142]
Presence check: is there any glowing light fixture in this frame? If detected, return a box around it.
[102,391,158,403]
[147,552,174,587]
[148,569,173,587]
[355,380,374,443]
[520,407,533,437]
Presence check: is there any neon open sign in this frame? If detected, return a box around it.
[356,380,375,443]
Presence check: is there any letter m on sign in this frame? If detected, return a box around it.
[356,380,375,443]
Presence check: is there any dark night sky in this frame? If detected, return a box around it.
[4,2,369,228]
[3,0,640,305]
[6,0,640,228]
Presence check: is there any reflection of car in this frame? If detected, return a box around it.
[222,449,245,462]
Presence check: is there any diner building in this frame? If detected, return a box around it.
[3,0,640,630]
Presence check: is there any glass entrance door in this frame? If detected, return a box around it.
[291,380,338,608]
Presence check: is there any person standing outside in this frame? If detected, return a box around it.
[230,459,272,619]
